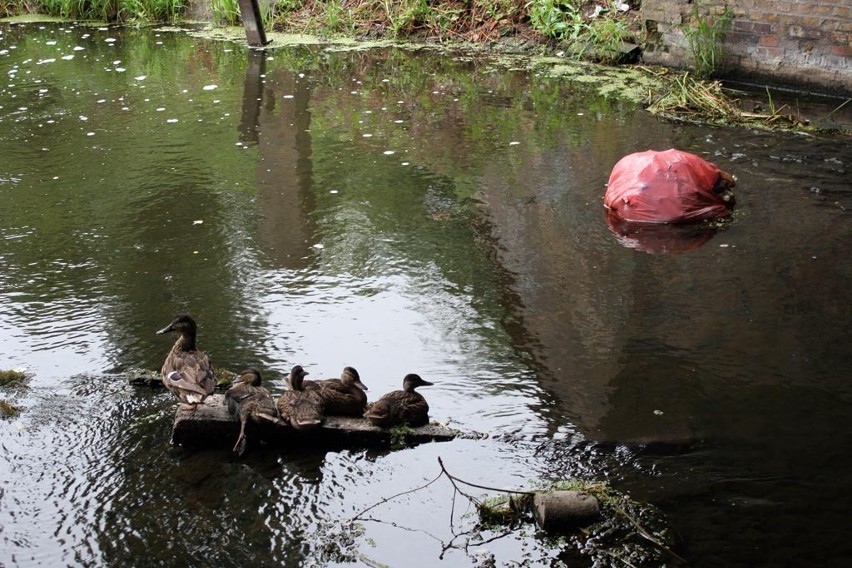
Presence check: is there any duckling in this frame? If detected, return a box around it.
[278,365,325,431]
[157,314,215,411]
[364,373,433,428]
[225,368,284,456]
[302,366,368,417]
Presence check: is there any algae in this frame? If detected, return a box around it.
[0,369,30,389]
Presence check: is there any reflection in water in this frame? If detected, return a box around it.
[1,22,852,568]
[604,211,718,254]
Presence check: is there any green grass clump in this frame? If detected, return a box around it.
[1,399,22,419]
[0,369,30,389]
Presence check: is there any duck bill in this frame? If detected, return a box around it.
[354,379,368,391]
[420,380,434,386]
[156,324,174,335]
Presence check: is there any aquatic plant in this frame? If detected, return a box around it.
[680,0,734,77]
[0,369,30,389]
[0,399,21,419]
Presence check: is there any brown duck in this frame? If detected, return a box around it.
[278,365,325,431]
[364,373,433,428]
[157,314,215,411]
[225,368,285,456]
[302,366,368,417]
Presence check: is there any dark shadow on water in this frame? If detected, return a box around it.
[605,211,719,255]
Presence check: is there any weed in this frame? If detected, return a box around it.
[680,0,734,77]
[210,0,240,26]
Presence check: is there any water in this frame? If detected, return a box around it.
[1,22,851,567]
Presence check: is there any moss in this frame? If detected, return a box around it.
[0,369,30,389]
[0,399,21,419]
[477,493,534,527]
[213,367,236,390]
[388,424,414,449]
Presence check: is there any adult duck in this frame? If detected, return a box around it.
[302,366,368,417]
[157,314,215,411]
[364,373,433,428]
[278,365,324,431]
[225,368,284,456]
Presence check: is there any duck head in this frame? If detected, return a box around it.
[341,366,368,391]
[157,314,197,336]
[287,365,309,390]
[402,373,433,392]
[237,368,263,387]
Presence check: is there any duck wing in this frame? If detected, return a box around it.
[162,350,215,398]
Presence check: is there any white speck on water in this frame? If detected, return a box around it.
[105,38,116,43]
[653,410,664,416]
[330,190,338,194]
[312,243,324,249]
[86,132,95,136]
[79,115,88,121]
[283,94,294,99]
[134,75,146,81]
[156,107,165,112]
[61,55,74,60]
[383,150,395,155]
[394,120,404,124]
[166,118,178,123]
[213,100,220,104]
[362,133,373,138]
[401,162,410,166]
[509,141,520,146]
[73,46,84,51]
[203,85,217,91]
[97,99,106,104]
[46,40,57,45]
[115,67,125,72]
[53,176,59,180]
[193,220,203,225]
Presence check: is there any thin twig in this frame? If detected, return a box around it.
[438,456,536,496]
[350,469,443,521]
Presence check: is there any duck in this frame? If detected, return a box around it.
[277,365,325,431]
[156,314,216,411]
[302,366,368,417]
[364,373,433,428]
[225,368,285,456]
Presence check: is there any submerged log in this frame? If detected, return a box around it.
[171,394,461,449]
[533,490,601,532]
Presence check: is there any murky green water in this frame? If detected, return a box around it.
[1,22,851,567]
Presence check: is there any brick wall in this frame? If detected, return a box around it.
[641,0,851,95]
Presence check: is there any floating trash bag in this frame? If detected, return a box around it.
[604,149,736,224]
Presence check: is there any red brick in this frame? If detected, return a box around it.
[760,35,781,47]
[831,44,852,57]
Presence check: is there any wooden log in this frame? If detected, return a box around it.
[533,490,601,532]
[171,394,462,450]
[237,0,270,47]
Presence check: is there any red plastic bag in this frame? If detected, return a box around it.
[604,149,735,224]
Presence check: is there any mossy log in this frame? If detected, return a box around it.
[172,394,460,449]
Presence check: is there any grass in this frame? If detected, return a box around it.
[680,0,734,77]
[0,369,30,388]
[1,399,21,419]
